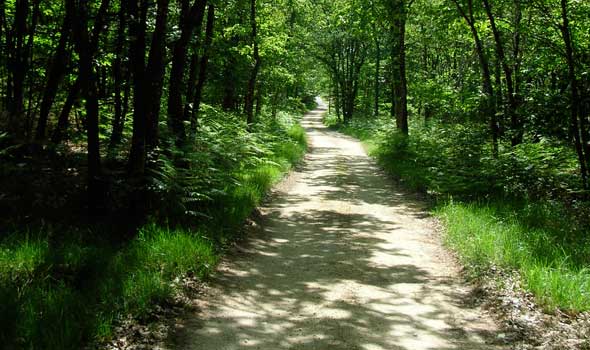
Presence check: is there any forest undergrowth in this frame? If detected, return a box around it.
[325,113,590,314]
[0,107,308,350]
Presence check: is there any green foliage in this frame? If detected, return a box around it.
[332,114,590,313]
[147,106,307,230]
[438,201,590,312]
[0,107,308,349]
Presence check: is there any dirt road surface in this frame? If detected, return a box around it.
[174,102,504,350]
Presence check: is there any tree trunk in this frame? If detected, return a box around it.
[167,0,207,144]
[72,0,105,212]
[51,79,79,144]
[244,0,261,126]
[374,34,381,117]
[453,0,498,156]
[49,0,109,145]
[108,1,127,150]
[127,0,149,176]
[35,7,72,141]
[191,4,215,129]
[560,0,588,188]
[391,0,408,135]
[482,0,522,146]
[143,0,171,149]
[8,0,40,136]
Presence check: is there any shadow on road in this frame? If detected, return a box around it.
[174,105,501,350]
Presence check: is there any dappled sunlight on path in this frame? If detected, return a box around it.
[174,101,503,350]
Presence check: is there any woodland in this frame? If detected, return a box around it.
[0,0,589,348]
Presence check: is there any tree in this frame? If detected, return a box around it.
[244,0,261,125]
[167,0,207,144]
[388,0,410,135]
[452,0,499,156]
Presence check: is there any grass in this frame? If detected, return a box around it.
[438,201,590,312]
[0,112,308,349]
[327,112,590,314]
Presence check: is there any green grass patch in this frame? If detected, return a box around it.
[0,109,308,349]
[329,113,590,313]
[438,201,590,313]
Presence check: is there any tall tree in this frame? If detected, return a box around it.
[189,4,216,130]
[167,0,207,144]
[35,4,73,141]
[482,0,522,146]
[127,0,149,176]
[452,0,499,156]
[388,0,409,135]
[244,0,261,125]
[71,0,110,211]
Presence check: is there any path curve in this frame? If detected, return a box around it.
[174,102,504,350]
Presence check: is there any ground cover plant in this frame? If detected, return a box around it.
[0,107,307,349]
[326,113,590,314]
[2,0,590,347]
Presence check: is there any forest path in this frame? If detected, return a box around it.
[173,101,504,350]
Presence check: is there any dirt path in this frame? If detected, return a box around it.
[174,102,505,350]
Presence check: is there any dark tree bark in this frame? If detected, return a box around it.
[108,1,128,150]
[143,0,171,149]
[184,54,199,127]
[127,0,149,176]
[244,0,261,125]
[7,0,40,136]
[71,0,107,212]
[50,80,79,144]
[49,0,110,145]
[482,0,522,146]
[452,0,498,156]
[35,6,72,141]
[389,0,409,135]
[374,34,381,117]
[0,0,6,109]
[167,0,207,144]
[560,0,589,188]
[190,4,215,130]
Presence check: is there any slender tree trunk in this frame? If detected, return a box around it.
[184,54,199,125]
[109,1,127,150]
[0,0,6,110]
[127,0,149,176]
[244,0,261,125]
[51,79,79,144]
[483,0,522,145]
[560,0,588,188]
[390,0,408,135]
[72,0,105,212]
[167,0,207,144]
[453,0,498,156]
[8,0,40,136]
[191,4,215,129]
[35,8,72,141]
[143,0,171,149]
[50,0,109,145]
[374,34,381,117]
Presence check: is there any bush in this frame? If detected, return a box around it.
[329,113,590,312]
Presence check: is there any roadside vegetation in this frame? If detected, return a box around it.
[326,114,590,314]
[2,0,589,347]
[0,109,307,349]
[0,0,313,347]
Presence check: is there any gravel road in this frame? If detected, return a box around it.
[174,101,504,350]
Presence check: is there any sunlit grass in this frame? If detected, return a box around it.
[438,202,590,312]
[329,113,590,313]
[0,111,308,349]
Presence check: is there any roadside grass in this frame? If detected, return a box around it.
[326,113,590,314]
[0,111,308,349]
